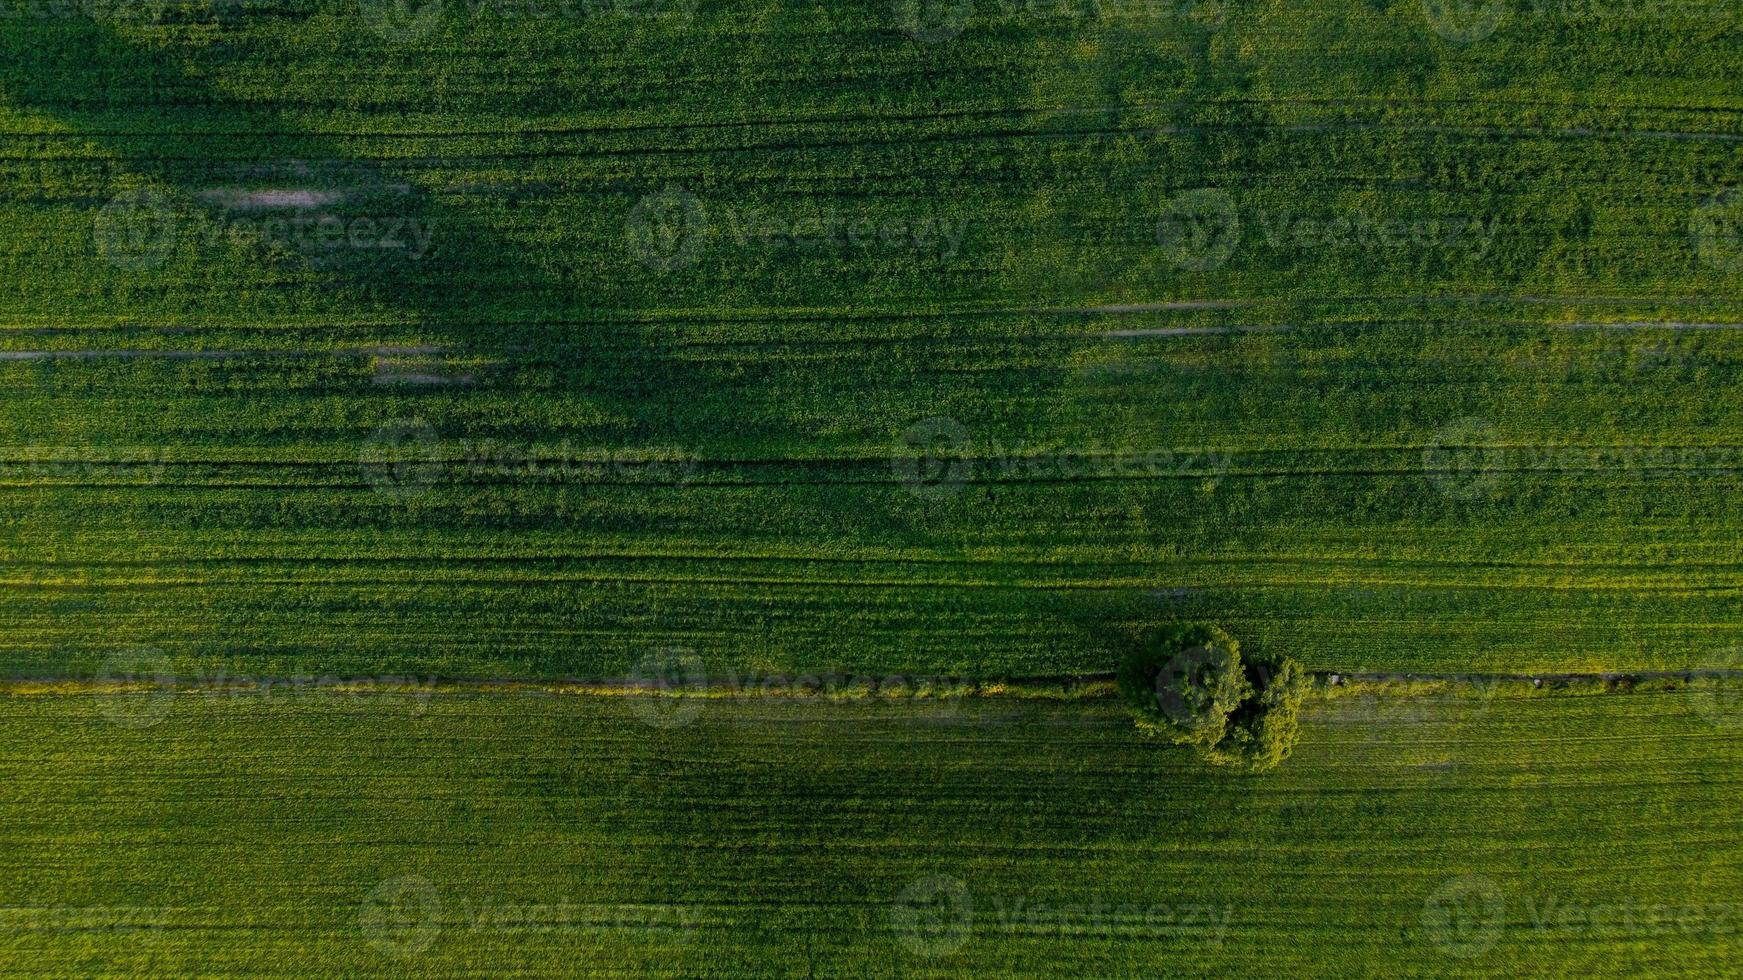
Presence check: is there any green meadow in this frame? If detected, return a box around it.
[0,1,1741,679]
[2,688,1740,975]
[2,0,1741,973]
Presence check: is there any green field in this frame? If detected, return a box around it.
[1,4,1743,679]
[2,686,1740,975]
[4,0,1742,973]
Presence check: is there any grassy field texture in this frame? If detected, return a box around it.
[2,4,1743,678]
[1,686,1740,975]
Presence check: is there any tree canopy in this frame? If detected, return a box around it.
[1118,624,1306,772]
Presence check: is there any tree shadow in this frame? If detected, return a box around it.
[0,14,710,444]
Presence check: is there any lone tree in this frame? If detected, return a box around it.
[1117,624,1306,772]
[1117,623,1250,746]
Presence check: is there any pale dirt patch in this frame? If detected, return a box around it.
[195,188,344,210]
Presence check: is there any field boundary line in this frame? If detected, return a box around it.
[7,670,1743,702]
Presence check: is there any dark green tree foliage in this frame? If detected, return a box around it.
[1117,623,1249,746]
[1203,654,1306,772]
[1118,624,1305,772]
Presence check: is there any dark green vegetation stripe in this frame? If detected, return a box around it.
[2,4,1743,678]
[1,690,1739,974]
